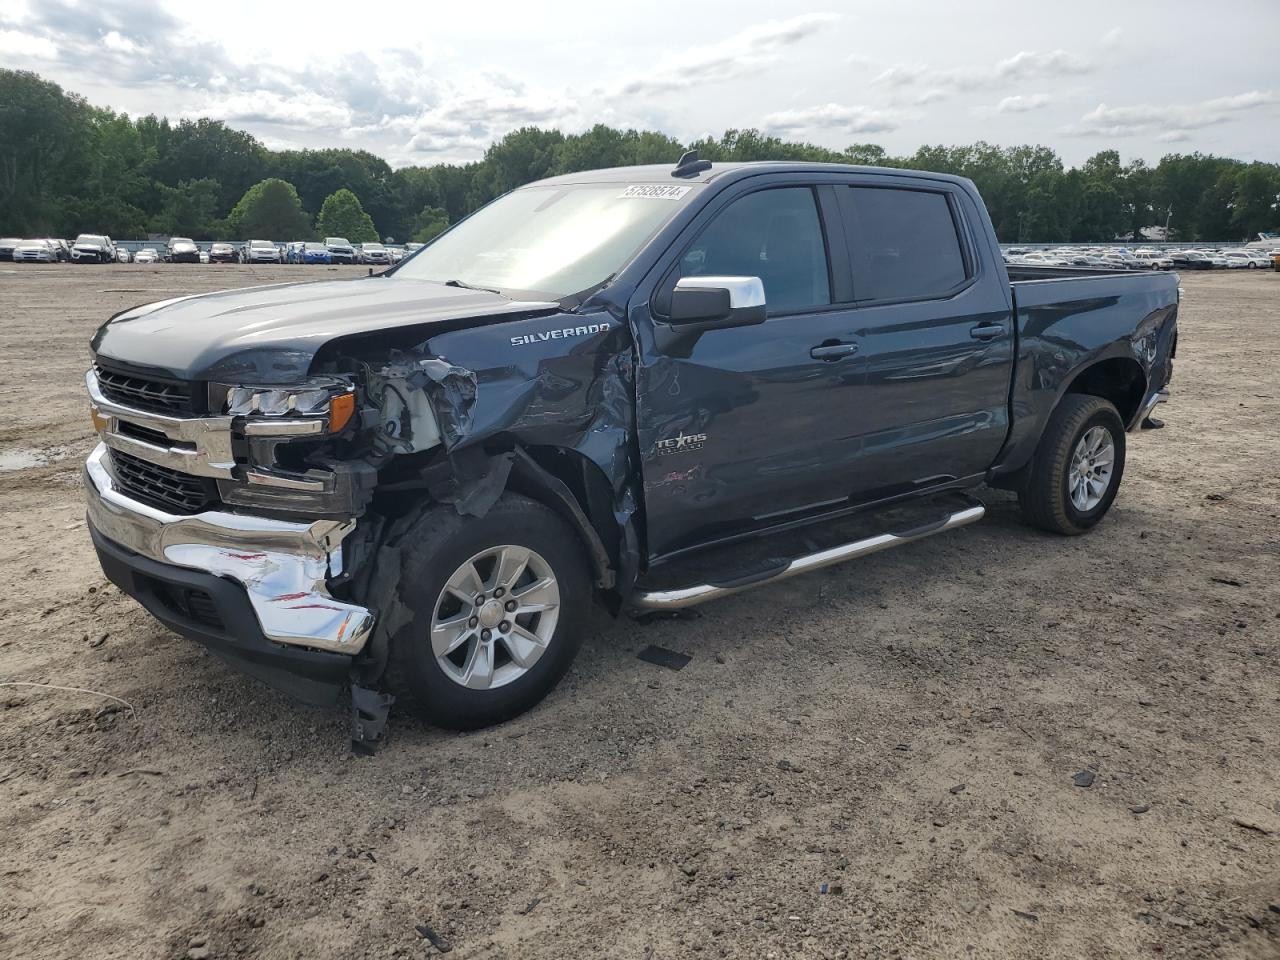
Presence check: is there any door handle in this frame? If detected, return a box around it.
[969,322,1005,340]
[810,341,859,361]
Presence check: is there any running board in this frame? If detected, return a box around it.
[630,496,986,611]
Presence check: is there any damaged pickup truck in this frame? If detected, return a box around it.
[84,155,1177,738]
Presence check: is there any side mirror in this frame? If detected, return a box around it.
[669,276,767,327]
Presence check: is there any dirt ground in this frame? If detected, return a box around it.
[0,264,1277,960]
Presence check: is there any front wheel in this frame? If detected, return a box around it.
[1018,394,1126,535]
[383,494,591,730]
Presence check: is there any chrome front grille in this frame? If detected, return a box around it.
[86,367,334,517]
[95,365,195,415]
[108,449,219,514]
[87,369,236,479]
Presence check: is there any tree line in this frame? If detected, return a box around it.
[2,68,1277,244]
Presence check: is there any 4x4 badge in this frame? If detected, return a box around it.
[656,432,707,456]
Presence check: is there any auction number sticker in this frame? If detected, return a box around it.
[619,184,692,200]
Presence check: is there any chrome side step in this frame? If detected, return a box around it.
[630,496,986,611]
[1132,386,1170,431]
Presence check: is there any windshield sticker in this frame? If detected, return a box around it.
[618,184,692,200]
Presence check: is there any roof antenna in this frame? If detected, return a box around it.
[672,149,713,179]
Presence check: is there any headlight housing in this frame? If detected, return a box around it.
[211,379,370,517]
[222,382,357,433]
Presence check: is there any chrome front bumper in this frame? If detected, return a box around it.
[84,443,375,655]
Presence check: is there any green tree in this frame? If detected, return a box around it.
[315,188,378,242]
[0,69,94,234]
[225,178,311,239]
[5,68,1280,244]
[468,127,566,205]
[271,148,397,236]
[153,118,266,213]
[552,124,683,174]
[151,178,221,238]
[844,143,891,166]
[1230,163,1280,239]
[411,206,449,243]
[423,164,482,224]
[1154,153,1241,240]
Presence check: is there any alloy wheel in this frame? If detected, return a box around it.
[1068,425,1115,512]
[429,545,561,690]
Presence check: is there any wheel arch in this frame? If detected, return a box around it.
[1062,354,1148,429]
[507,445,623,597]
[990,350,1147,489]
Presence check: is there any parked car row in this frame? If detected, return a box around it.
[1004,244,1279,271]
[282,238,419,265]
[1,235,203,264]
[2,235,425,265]
[4,238,67,262]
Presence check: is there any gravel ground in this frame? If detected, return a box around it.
[0,264,1277,960]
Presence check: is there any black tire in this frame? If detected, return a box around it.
[1017,394,1126,535]
[384,494,591,730]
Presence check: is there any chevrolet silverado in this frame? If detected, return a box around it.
[83,155,1178,743]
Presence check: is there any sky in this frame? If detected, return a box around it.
[1,0,1277,169]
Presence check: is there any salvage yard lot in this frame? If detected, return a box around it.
[0,265,1277,960]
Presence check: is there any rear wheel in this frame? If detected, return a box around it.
[1018,394,1126,535]
[384,494,590,730]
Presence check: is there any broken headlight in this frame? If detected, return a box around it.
[210,378,373,517]
[222,381,356,433]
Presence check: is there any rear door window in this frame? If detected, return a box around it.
[842,187,969,302]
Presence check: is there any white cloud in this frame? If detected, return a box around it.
[196,91,355,130]
[910,88,949,106]
[993,49,1090,81]
[872,65,922,88]
[617,13,839,96]
[0,2,1272,167]
[996,93,1052,113]
[0,28,57,58]
[1067,90,1280,137]
[763,102,896,136]
[874,48,1093,101]
[101,30,138,54]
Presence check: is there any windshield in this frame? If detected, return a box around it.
[304,242,326,251]
[75,235,105,244]
[250,240,274,248]
[395,182,698,299]
[326,237,350,246]
[364,243,384,250]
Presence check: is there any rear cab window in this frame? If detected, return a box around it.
[839,186,971,303]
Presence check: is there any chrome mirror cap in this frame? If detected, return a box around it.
[674,275,765,309]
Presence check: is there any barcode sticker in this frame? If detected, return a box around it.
[618,184,692,200]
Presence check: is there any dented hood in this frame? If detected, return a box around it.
[91,276,557,383]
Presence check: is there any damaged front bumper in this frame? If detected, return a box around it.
[85,443,376,692]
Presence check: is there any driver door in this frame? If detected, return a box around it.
[633,182,863,561]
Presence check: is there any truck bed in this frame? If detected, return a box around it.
[1005,263,1143,281]
[993,267,1180,477]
